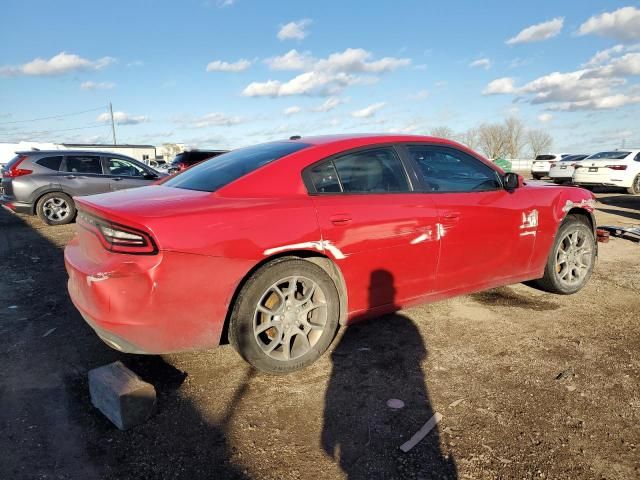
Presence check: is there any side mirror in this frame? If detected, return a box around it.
[504,172,519,191]
[144,172,158,180]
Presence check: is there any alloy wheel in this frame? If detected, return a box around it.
[555,229,593,287]
[253,276,328,361]
[42,197,71,222]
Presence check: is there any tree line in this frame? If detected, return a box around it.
[429,117,553,159]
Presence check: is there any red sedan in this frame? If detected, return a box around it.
[65,134,598,373]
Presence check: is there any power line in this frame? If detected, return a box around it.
[0,124,107,141]
[0,106,106,125]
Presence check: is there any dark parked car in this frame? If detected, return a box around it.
[0,150,165,225]
[168,149,228,173]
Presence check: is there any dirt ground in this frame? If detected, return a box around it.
[1,187,638,480]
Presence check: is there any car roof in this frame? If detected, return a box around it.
[16,150,136,157]
[288,133,458,146]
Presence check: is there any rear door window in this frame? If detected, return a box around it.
[62,156,104,174]
[307,147,411,194]
[36,156,63,171]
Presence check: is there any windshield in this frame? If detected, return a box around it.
[561,155,587,162]
[587,151,630,160]
[164,141,310,192]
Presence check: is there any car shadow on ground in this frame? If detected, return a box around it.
[596,195,640,211]
[322,270,457,479]
[0,207,250,480]
[596,207,640,222]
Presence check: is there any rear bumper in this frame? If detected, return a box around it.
[65,235,253,354]
[0,195,32,215]
[573,173,629,187]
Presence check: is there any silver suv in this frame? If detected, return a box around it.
[0,150,165,225]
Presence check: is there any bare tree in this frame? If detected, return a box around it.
[526,129,553,158]
[456,127,480,151]
[477,122,508,159]
[504,117,525,159]
[430,126,455,139]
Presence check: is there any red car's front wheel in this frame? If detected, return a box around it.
[229,258,340,374]
[529,215,596,295]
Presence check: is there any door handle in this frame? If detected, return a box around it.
[113,177,123,181]
[65,175,76,179]
[329,214,352,225]
[442,211,460,221]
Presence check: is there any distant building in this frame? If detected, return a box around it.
[0,141,62,165]
[61,144,157,164]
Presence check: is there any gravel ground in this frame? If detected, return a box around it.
[0,188,638,480]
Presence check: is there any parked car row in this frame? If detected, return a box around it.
[531,150,640,195]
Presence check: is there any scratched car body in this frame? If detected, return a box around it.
[65,134,598,374]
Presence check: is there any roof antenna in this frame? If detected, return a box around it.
[289,135,302,140]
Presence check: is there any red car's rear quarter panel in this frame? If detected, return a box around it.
[67,187,323,353]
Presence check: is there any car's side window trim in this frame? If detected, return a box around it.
[396,143,504,194]
[302,143,415,195]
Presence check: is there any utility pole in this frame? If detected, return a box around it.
[109,102,117,145]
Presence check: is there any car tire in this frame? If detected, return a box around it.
[36,192,76,226]
[532,174,543,180]
[627,175,640,195]
[229,258,340,374]
[527,215,596,295]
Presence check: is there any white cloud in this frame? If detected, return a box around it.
[97,111,148,125]
[0,52,116,77]
[435,80,447,88]
[218,0,235,7]
[506,17,564,45]
[243,71,363,97]
[548,94,640,111]
[483,44,640,111]
[80,81,115,90]
[283,106,301,115]
[410,89,429,100]
[127,60,144,67]
[246,48,410,98]
[312,97,343,112]
[351,102,386,118]
[469,58,491,70]
[277,19,312,40]
[483,77,516,95]
[314,48,411,73]
[538,113,553,122]
[180,112,246,128]
[206,59,251,72]
[578,6,640,42]
[265,50,313,70]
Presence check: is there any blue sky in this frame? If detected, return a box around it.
[1,0,640,153]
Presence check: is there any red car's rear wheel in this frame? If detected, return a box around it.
[229,258,340,374]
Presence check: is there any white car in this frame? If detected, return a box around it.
[573,150,640,195]
[531,153,571,179]
[548,154,589,184]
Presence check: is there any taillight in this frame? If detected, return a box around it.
[550,163,556,168]
[77,210,157,255]
[2,155,32,178]
[606,165,627,171]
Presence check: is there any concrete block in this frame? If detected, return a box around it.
[88,361,156,430]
